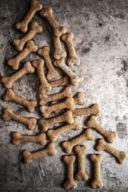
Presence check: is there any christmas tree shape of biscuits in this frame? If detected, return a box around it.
[1,0,126,190]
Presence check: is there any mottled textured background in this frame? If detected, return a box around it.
[0,0,128,191]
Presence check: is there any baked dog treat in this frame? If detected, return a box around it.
[73,92,85,105]
[40,97,75,118]
[38,46,60,80]
[61,32,80,65]
[74,145,88,181]
[89,154,104,189]
[50,76,84,88]
[85,115,116,143]
[53,36,66,60]
[14,21,43,51]
[41,7,67,59]
[62,129,94,153]
[50,77,69,88]
[4,89,37,113]
[50,77,83,88]
[39,110,74,132]
[32,59,52,91]
[22,142,57,163]
[7,41,38,70]
[54,57,79,86]
[39,87,72,106]
[16,0,43,33]
[41,7,67,37]
[73,104,100,116]
[39,90,84,106]
[11,131,47,146]
[2,62,35,89]
[47,119,80,141]
[95,139,126,164]
[3,108,37,130]
[62,155,77,189]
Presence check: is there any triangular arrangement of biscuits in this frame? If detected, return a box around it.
[2,0,127,190]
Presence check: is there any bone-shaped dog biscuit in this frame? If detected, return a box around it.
[73,92,85,105]
[47,119,80,141]
[42,7,67,37]
[85,116,116,143]
[16,0,43,33]
[38,46,60,80]
[2,62,35,88]
[22,142,57,163]
[95,139,126,164]
[40,97,75,118]
[39,77,69,94]
[74,145,88,181]
[61,32,80,65]
[4,89,37,113]
[8,41,38,70]
[50,76,83,88]
[39,87,72,105]
[54,57,79,86]
[3,108,37,130]
[39,110,74,132]
[32,59,52,91]
[62,128,94,153]
[54,36,66,59]
[89,154,104,189]
[50,77,69,88]
[40,90,84,106]
[63,155,77,189]
[11,131,47,146]
[41,90,85,106]
[14,21,43,51]
[73,104,100,116]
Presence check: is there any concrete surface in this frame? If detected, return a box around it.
[0,0,128,191]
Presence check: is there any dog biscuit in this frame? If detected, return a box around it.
[39,110,74,132]
[32,59,52,91]
[41,7,67,37]
[63,155,77,189]
[38,46,60,80]
[39,87,72,105]
[47,119,80,141]
[61,32,80,65]
[95,139,126,164]
[4,89,37,112]
[16,0,43,32]
[62,129,94,153]
[89,154,104,189]
[3,108,37,130]
[11,131,47,146]
[73,104,100,116]
[54,57,79,86]
[50,77,69,88]
[85,115,116,143]
[53,36,66,59]
[40,97,75,118]
[73,92,85,105]
[22,142,57,163]
[74,145,88,181]
[2,62,35,88]
[14,21,43,51]
[8,41,38,70]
